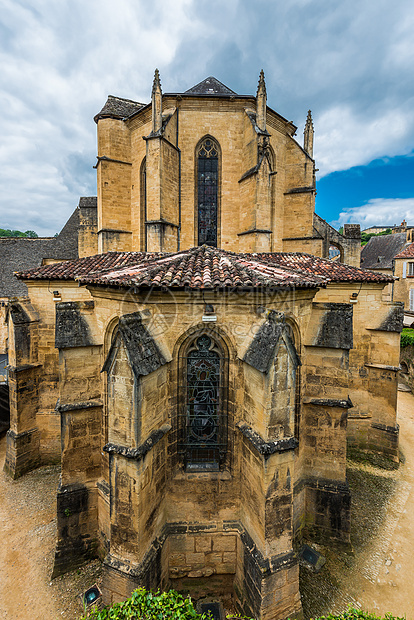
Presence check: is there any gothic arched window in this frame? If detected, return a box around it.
[196,137,219,247]
[181,334,226,470]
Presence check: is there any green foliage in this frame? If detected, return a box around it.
[80,591,404,620]
[81,588,208,620]
[361,228,392,246]
[0,228,38,238]
[401,327,414,348]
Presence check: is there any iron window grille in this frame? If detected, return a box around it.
[179,334,228,471]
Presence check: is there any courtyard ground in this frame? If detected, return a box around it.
[0,391,413,619]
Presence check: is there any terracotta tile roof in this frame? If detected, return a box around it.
[16,251,160,280]
[394,242,414,259]
[16,247,394,290]
[257,252,394,283]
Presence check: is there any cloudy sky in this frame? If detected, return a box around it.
[1,0,414,236]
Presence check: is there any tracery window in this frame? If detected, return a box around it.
[181,334,226,470]
[197,137,219,247]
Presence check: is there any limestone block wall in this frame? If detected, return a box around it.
[96,117,132,253]
[53,296,103,575]
[4,282,94,472]
[8,279,397,617]
[314,284,401,461]
[78,198,98,258]
[394,256,414,309]
[5,299,41,477]
[96,94,320,256]
[88,288,313,617]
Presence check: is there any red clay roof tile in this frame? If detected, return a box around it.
[394,242,414,259]
[16,246,393,290]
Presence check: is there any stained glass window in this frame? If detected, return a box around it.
[197,138,218,247]
[185,335,222,469]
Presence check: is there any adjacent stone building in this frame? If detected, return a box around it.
[4,71,402,620]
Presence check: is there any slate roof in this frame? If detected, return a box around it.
[0,207,80,297]
[184,77,236,96]
[95,78,241,124]
[394,242,414,259]
[17,246,393,291]
[94,95,146,123]
[360,233,407,269]
[78,197,97,209]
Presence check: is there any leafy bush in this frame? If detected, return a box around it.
[401,327,414,348]
[80,590,404,620]
[81,588,208,620]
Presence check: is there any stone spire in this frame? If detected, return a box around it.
[151,68,163,133]
[256,69,267,132]
[303,110,314,157]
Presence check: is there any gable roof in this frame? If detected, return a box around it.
[394,242,414,259]
[360,233,407,269]
[184,77,236,96]
[17,246,393,291]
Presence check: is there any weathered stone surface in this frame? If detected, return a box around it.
[103,424,171,460]
[237,423,297,458]
[102,311,167,378]
[55,302,94,348]
[243,311,284,373]
[52,482,98,578]
[243,311,300,374]
[313,303,353,350]
[376,304,404,333]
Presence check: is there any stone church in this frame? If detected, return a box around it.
[5,72,402,620]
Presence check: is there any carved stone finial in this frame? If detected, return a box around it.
[257,70,266,95]
[256,70,267,132]
[152,68,161,95]
[303,109,314,157]
[151,68,163,133]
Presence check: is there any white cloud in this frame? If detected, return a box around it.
[1,0,414,233]
[333,198,414,229]
[315,106,414,177]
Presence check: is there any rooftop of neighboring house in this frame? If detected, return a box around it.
[17,245,393,291]
[0,204,83,298]
[360,232,408,270]
[394,242,414,259]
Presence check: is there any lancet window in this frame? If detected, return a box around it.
[196,137,219,247]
